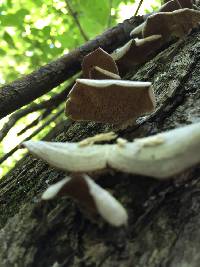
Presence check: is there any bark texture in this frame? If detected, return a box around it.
[1,29,200,267]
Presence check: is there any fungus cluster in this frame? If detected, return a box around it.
[65,48,155,125]
[23,1,200,227]
[23,122,200,226]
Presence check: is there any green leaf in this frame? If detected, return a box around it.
[77,0,110,28]
[1,8,29,26]
[0,48,6,56]
[56,33,74,49]
[3,31,16,48]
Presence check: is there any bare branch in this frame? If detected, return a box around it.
[0,16,143,119]
[65,0,89,42]
[17,109,50,136]
[0,107,65,165]
[0,80,74,141]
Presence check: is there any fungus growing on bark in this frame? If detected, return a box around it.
[89,66,121,80]
[111,35,162,75]
[22,122,200,179]
[160,0,193,12]
[42,174,128,227]
[143,9,200,41]
[65,79,155,124]
[130,0,187,38]
[82,47,119,78]
[131,8,200,42]
[159,0,182,12]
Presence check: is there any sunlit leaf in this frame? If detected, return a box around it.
[0,48,6,56]
[3,31,16,48]
[1,9,29,26]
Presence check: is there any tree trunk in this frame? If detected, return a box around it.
[1,30,200,267]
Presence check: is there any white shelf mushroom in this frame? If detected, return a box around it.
[22,122,200,179]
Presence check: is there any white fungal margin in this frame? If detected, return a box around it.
[23,122,200,179]
[111,35,162,61]
[111,40,132,60]
[135,34,162,46]
[83,175,128,226]
[130,22,145,37]
[42,177,71,200]
[93,66,121,79]
[76,79,151,88]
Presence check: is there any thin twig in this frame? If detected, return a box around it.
[0,107,65,165]
[134,0,144,16]
[0,80,74,142]
[65,0,89,42]
[107,0,113,28]
[17,109,50,136]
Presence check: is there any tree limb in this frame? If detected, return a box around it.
[0,80,74,141]
[17,109,50,136]
[0,16,143,120]
[0,107,65,164]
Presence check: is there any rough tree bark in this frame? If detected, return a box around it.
[1,29,200,267]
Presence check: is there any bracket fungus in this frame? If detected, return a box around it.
[65,79,155,124]
[21,0,200,227]
[159,0,193,12]
[42,174,128,227]
[130,8,200,42]
[130,0,186,38]
[111,35,162,75]
[82,47,119,79]
[23,122,200,179]
[143,9,200,41]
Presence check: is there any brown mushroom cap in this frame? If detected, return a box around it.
[111,35,162,75]
[82,47,119,78]
[65,79,155,124]
[159,0,182,12]
[130,0,194,38]
[143,8,200,41]
[41,174,128,226]
[177,0,193,8]
[178,0,193,8]
[160,0,193,12]
[59,175,97,215]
